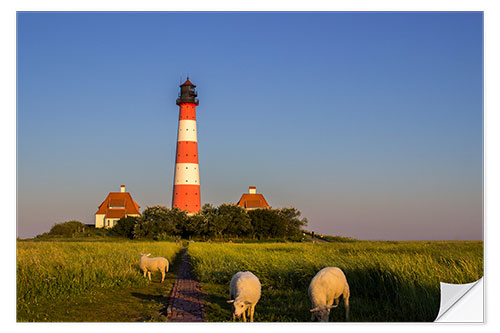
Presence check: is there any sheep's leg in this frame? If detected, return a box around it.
[344,288,350,321]
[147,271,151,281]
[232,313,236,322]
[161,269,165,283]
[143,270,147,278]
[250,304,256,322]
[242,310,247,322]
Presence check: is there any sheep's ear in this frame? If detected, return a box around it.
[227,300,234,304]
[244,300,252,305]
[327,304,338,309]
[146,253,151,256]
[310,307,320,313]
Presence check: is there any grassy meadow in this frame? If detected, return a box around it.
[17,239,483,322]
[188,241,483,322]
[17,240,183,321]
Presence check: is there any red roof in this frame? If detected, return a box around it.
[106,209,127,219]
[181,77,195,86]
[109,198,126,207]
[236,193,270,210]
[96,192,140,217]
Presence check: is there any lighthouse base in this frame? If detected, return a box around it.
[172,184,201,214]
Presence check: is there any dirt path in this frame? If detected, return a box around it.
[166,247,206,322]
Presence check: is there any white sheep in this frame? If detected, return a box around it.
[308,267,350,322]
[227,271,261,322]
[139,253,169,283]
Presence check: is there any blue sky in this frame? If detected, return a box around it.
[17,12,483,240]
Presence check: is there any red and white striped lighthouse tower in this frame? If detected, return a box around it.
[172,77,201,214]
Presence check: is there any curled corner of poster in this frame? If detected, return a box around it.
[434,277,484,323]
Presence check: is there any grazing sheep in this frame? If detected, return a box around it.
[227,271,261,322]
[308,267,350,322]
[139,253,169,283]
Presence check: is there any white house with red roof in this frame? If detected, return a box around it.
[95,185,141,228]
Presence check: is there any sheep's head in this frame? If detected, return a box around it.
[227,299,251,318]
[310,304,337,322]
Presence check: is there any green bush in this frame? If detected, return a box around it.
[111,216,138,239]
[48,221,87,237]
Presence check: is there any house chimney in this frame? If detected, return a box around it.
[120,185,126,193]
[249,186,256,194]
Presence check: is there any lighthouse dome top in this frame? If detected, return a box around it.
[180,76,196,87]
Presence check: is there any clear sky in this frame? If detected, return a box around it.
[17,11,483,240]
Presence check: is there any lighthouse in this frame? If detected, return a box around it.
[172,77,201,214]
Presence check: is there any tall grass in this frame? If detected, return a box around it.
[17,241,182,315]
[188,241,483,322]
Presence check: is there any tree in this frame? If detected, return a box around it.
[198,203,219,238]
[248,207,308,239]
[248,209,278,239]
[277,207,308,237]
[133,206,187,239]
[48,221,87,237]
[111,216,138,239]
[131,203,307,240]
[182,213,203,238]
[195,204,252,239]
[218,204,252,237]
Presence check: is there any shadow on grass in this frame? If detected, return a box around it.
[131,292,169,304]
[200,283,232,322]
[200,283,312,322]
